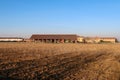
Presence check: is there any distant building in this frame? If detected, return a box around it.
[100,37,117,43]
[30,34,117,43]
[30,34,79,43]
[85,37,117,43]
[0,37,24,42]
[77,36,85,43]
[85,37,101,43]
[24,38,32,42]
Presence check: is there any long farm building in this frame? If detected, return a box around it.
[0,37,24,42]
[30,34,117,43]
[0,34,117,43]
[30,34,79,43]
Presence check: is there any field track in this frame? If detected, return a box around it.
[0,43,120,80]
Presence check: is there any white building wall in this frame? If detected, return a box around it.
[0,39,23,42]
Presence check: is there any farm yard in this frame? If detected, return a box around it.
[0,42,120,80]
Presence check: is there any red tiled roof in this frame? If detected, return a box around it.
[30,34,78,40]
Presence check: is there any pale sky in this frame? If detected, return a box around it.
[0,0,120,39]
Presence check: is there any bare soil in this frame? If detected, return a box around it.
[0,43,120,80]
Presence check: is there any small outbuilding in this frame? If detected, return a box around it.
[77,36,85,43]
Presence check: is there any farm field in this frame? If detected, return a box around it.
[0,42,120,80]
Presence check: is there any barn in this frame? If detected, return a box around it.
[30,34,78,43]
[0,37,24,42]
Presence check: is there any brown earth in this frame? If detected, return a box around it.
[0,42,120,80]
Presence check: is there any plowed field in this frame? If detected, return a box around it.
[0,43,120,80]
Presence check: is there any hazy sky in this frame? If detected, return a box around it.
[0,0,120,38]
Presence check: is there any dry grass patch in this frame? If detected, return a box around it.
[0,42,120,80]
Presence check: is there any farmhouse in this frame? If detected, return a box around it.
[100,37,117,43]
[0,37,24,42]
[85,37,117,43]
[30,34,79,43]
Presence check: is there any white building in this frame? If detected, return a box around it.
[0,37,24,42]
[77,36,85,43]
